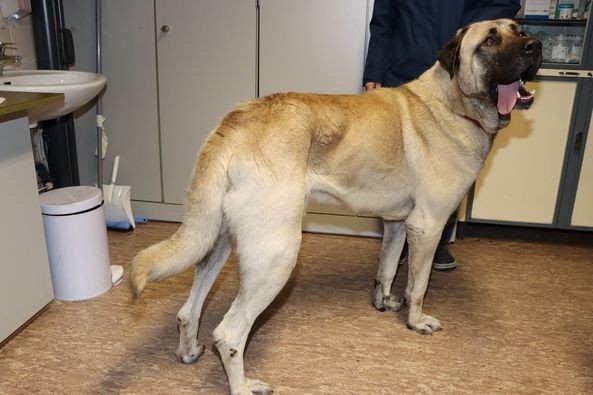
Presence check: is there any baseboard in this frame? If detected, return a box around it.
[131,200,383,238]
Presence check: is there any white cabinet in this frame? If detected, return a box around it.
[470,80,576,225]
[259,0,368,96]
[102,1,162,202]
[571,114,593,227]
[98,3,590,234]
[258,0,379,236]
[101,0,256,216]
[156,0,256,204]
[0,116,54,343]
[101,0,372,233]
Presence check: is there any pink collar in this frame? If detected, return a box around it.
[462,115,484,130]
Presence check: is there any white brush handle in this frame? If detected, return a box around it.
[111,156,120,184]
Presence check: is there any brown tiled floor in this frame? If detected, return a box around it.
[1,221,592,394]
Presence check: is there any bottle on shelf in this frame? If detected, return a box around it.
[551,32,569,62]
[568,34,584,63]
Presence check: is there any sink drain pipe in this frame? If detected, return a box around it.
[96,0,103,189]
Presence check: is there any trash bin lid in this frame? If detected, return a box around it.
[40,186,103,215]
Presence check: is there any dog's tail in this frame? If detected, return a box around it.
[129,131,232,298]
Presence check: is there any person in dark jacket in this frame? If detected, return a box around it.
[363,0,521,270]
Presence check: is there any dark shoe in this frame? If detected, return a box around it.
[433,246,457,271]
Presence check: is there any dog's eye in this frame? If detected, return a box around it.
[518,31,527,37]
[484,36,495,46]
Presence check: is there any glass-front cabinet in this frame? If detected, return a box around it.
[522,19,587,65]
[517,0,592,68]
[464,1,593,231]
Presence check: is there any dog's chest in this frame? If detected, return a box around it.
[307,170,414,220]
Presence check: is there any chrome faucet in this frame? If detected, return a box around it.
[0,42,21,76]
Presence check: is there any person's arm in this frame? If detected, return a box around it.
[464,0,521,24]
[363,0,396,89]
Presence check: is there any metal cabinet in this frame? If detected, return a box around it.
[258,0,377,236]
[469,80,577,225]
[90,2,593,233]
[100,0,372,230]
[156,0,256,204]
[101,1,162,202]
[570,97,593,228]
[258,0,368,96]
[0,116,53,343]
[557,76,593,230]
[465,76,593,231]
[101,0,256,218]
[464,14,593,232]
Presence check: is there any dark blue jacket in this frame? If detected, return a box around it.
[363,0,521,87]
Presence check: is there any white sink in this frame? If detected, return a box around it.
[0,70,106,123]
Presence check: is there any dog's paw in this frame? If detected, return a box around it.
[176,343,205,364]
[233,379,273,395]
[407,314,442,335]
[373,293,404,312]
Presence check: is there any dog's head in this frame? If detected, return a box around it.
[437,19,542,130]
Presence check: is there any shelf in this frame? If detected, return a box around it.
[516,17,588,27]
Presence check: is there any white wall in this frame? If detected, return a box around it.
[0,13,36,70]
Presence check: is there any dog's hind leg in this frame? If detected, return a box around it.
[373,220,406,312]
[213,189,304,395]
[404,208,446,335]
[176,226,231,364]
[214,230,301,395]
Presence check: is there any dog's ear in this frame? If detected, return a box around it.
[437,26,468,79]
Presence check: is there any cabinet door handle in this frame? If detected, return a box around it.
[559,71,581,76]
[161,25,171,33]
[574,131,583,151]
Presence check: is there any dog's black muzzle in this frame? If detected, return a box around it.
[520,38,543,81]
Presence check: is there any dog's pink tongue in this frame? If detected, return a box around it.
[497,81,519,114]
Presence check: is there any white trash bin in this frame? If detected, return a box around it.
[39,186,112,301]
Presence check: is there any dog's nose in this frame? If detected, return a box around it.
[523,38,542,55]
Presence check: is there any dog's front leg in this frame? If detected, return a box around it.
[404,211,445,335]
[373,220,406,312]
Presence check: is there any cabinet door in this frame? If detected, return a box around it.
[156,0,256,204]
[571,116,593,227]
[470,80,576,225]
[259,0,368,219]
[259,0,368,96]
[101,0,162,202]
[0,117,53,342]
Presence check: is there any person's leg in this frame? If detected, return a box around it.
[433,211,457,271]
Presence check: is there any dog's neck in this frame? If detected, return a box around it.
[419,64,502,134]
[461,114,483,130]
